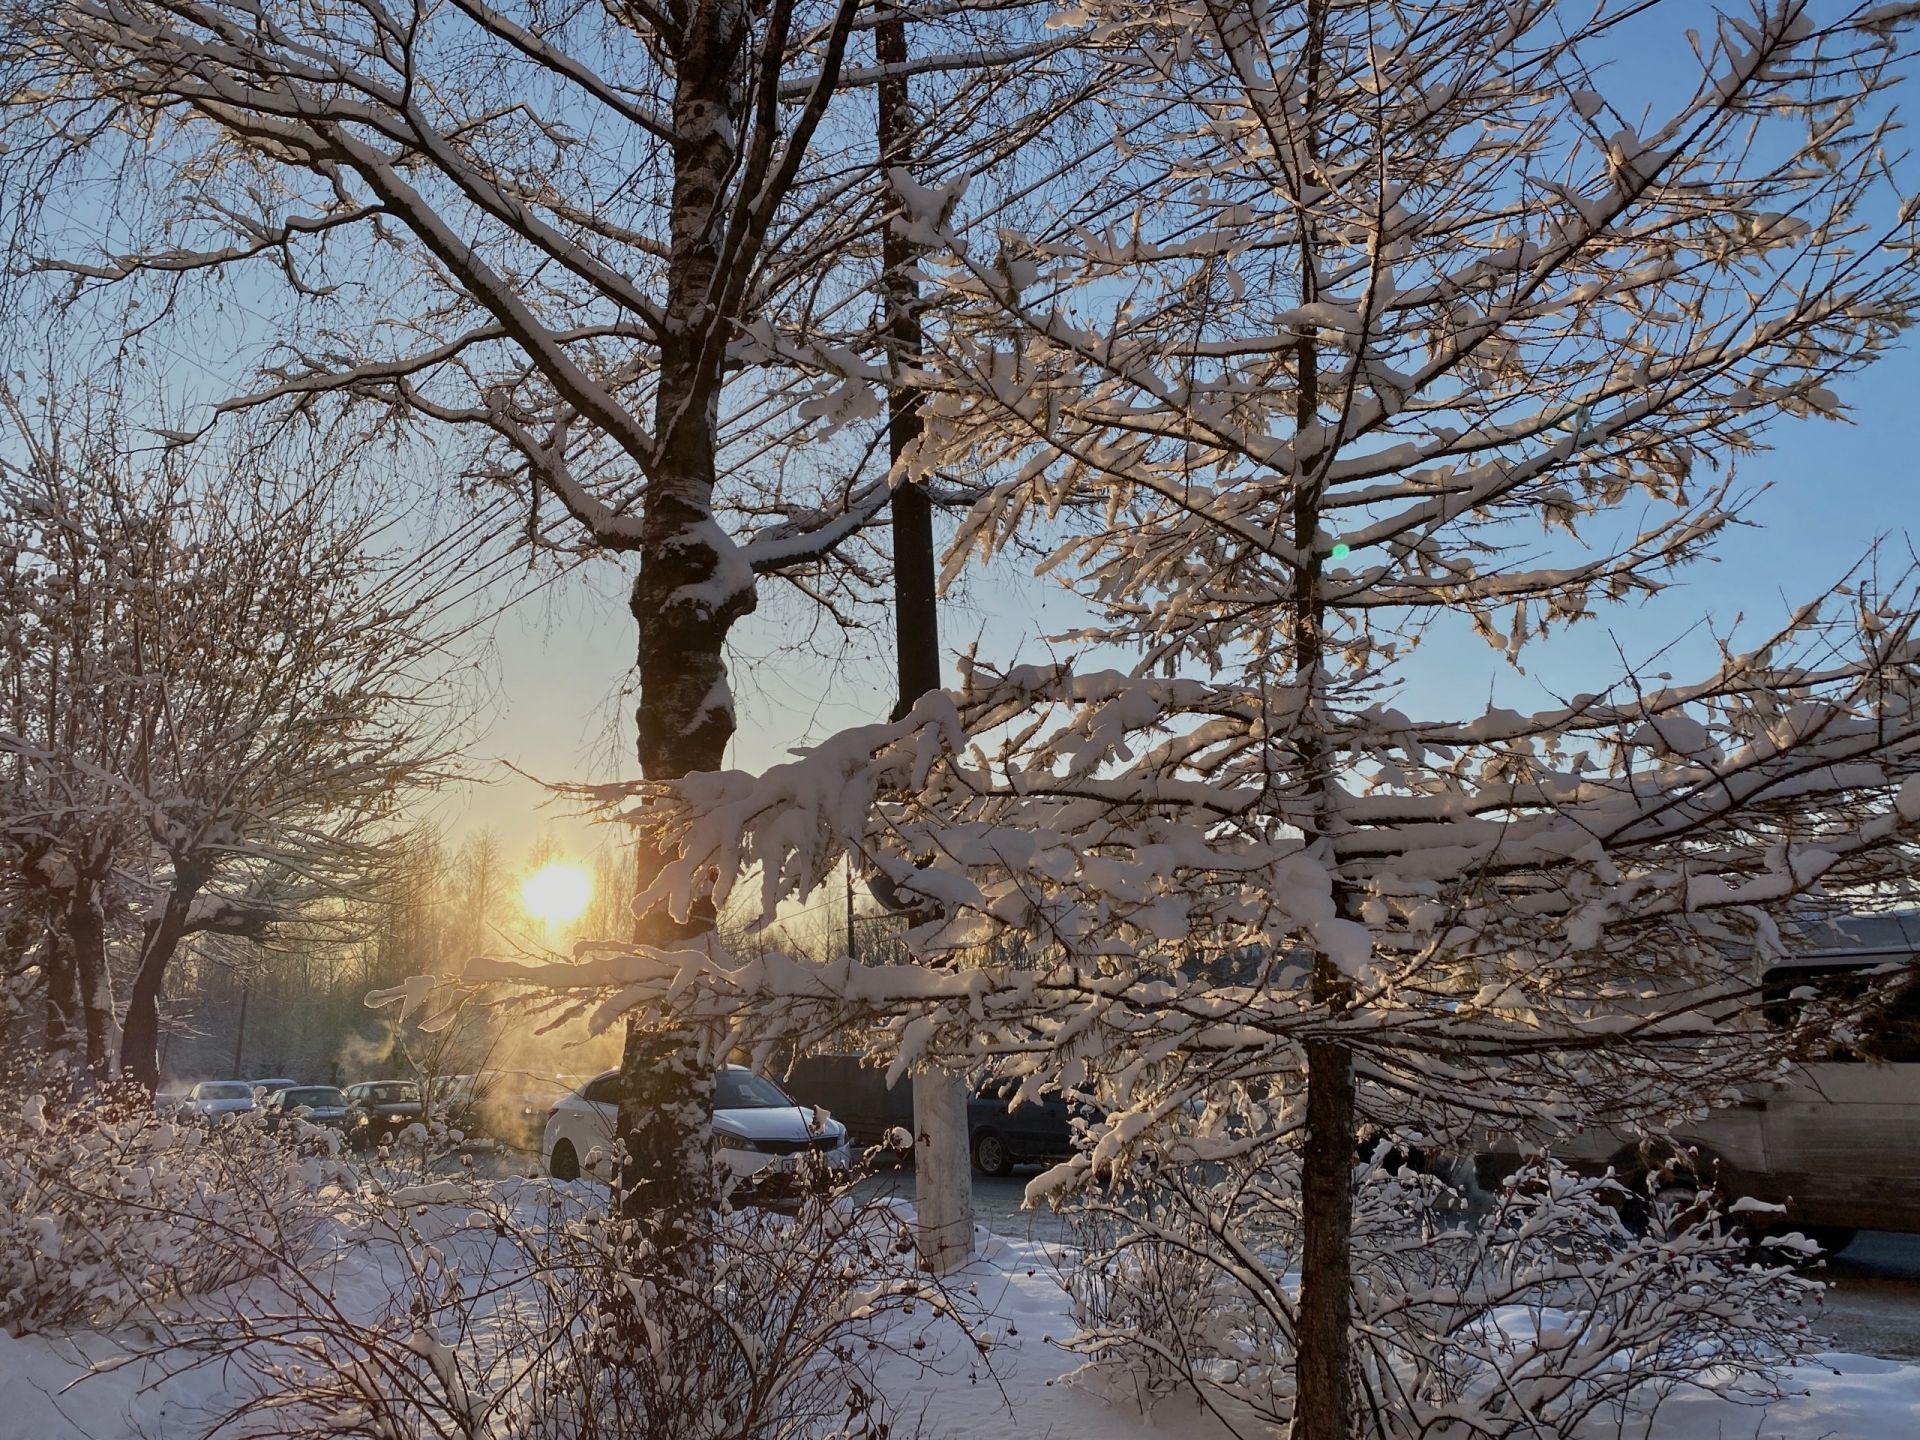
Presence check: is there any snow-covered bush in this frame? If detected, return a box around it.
[170,1159,965,1440]
[1064,1145,1823,1439]
[0,1081,348,1334]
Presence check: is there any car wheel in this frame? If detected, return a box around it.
[549,1138,581,1181]
[1613,1143,1743,1242]
[971,1128,1013,1177]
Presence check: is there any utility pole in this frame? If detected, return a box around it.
[230,982,249,1079]
[878,2,973,1275]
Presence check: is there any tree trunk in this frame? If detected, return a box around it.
[1287,7,1353,1428]
[880,3,938,721]
[877,4,974,1275]
[614,0,756,1231]
[118,869,204,1093]
[66,874,113,1078]
[1295,1039,1354,1440]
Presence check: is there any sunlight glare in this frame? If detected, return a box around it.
[521,860,592,928]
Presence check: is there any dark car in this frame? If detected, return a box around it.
[780,1052,916,1149]
[263,1085,349,1130]
[343,1080,424,1149]
[967,1086,1102,1177]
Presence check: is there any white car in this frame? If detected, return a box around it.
[542,1065,851,1187]
[177,1080,256,1120]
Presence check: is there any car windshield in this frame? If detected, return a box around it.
[365,1083,419,1104]
[714,1070,792,1110]
[201,1083,251,1100]
[283,1088,346,1108]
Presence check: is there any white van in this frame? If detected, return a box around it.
[1479,912,1920,1250]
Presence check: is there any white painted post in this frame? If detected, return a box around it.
[914,1071,975,1273]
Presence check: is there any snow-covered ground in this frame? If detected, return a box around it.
[6,1192,1920,1440]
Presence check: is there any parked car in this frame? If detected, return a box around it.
[781,1051,916,1149]
[343,1080,425,1149]
[423,1072,486,1142]
[263,1085,350,1131]
[1476,912,1920,1252]
[542,1065,852,1188]
[967,1085,1102,1177]
[248,1077,299,1096]
[176,1080,256,1121]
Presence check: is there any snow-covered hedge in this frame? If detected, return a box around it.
[172,1164,968,1440]
[1065,1147,1825,1439]
[0,1084,348,1334]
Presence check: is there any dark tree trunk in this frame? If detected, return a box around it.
[878,6,938,724]
[65,875,113,1077]
[118,868,205,1093]
[1295,1039,1355,1440]
[1287,7,1354,1428]
[876,4,973,1274]
[614,0,757,1231]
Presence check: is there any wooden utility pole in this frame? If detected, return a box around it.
[878,2,973,1275]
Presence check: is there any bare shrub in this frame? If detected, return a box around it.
[104,1155,966,1439]
[0,1077,348,1335]
[1064,1144,1825,1440]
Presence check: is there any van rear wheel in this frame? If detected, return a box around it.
[971,1129,1013,1177]
[1611,1143,1717,1238]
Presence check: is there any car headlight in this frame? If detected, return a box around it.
[715,1134,768,1153]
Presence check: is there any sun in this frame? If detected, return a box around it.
[521,860,592,929]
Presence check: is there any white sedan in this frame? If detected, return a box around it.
[542,1065,851,1187]
[176,1080,256,1120]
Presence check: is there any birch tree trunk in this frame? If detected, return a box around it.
[615,0,757,1230]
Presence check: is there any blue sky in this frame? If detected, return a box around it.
[443,8,1920,861]
[23,2,1916,869]
[441,327,1918,860]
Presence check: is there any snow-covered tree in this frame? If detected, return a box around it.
[0,0,1082,1226]
[0,383,459,1089]
[461,3,1920,1435]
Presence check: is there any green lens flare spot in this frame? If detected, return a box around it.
[1330,543,1351,559]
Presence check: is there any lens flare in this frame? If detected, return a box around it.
[521,861,592,928]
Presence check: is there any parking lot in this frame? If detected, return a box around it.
[1821,1234,1920,1360]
